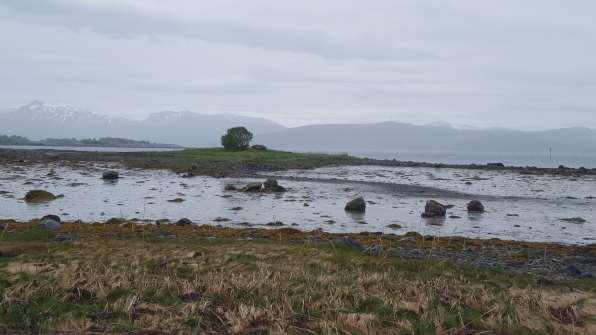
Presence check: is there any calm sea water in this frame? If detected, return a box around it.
[347,150,596,169]
[0,145,182,153]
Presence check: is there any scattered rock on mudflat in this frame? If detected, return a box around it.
[467,200,485,212]
[263,178,286,192]
[24,190,59,203]
[560,217,587,224]
[102,171,119,180]
[386,223,402,229]
[167,198,185,203]
[242,182,263,192]
[41,214,61,223]
[175,218,192,226]
[421,200,446,218]
[266,221,285,226]
[40,218,61,230]
[344,197,366,212]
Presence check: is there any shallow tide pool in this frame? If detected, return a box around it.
[1,163,595,244]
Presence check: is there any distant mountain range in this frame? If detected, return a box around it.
[255,122,596,154]
[0,101,286,146]
[1,101,595,154]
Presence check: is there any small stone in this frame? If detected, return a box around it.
[41,214,61,223]
[467,200,485,212]
[40,218,60,230]
[101,171,119,180]
[175,218,192,226]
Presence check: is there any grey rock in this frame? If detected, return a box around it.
[560,217,587,224]
[40,218,60,230]
[175,218,192,226]
[242,182,263,192]
[421,200,446,218]
[41,214,61,223]
[102,171,119,180]
[345,197,366,212]
[467,200,485,212]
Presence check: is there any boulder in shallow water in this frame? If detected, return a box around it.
[421,200,446,218]
[25,190,58,203]
[102,171,119,180]
[224,184,237,191]
[263,178,279,190]
[344,197,366,212]
[467,200,485,212]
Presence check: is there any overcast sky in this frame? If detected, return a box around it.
[0,0,595,129]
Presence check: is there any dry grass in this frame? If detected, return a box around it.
[0,229,595,334]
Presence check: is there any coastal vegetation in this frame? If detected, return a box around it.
[221,127,254,151]
[0,222,594,334]
[0,134,180,148]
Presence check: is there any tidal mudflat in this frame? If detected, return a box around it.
[1,162,595,244]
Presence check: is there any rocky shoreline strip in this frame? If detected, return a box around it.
[1,147,595,177]
[2,219,595,281]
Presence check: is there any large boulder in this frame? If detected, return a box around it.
[263,178,279,189]
[345,197,366,212]
[263,178,286,192]
[102,171,119,180]
[421,200,446,218]
[467,200,485,212]
[24,190,58,203]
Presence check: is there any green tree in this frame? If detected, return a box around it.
[221,127,253,150]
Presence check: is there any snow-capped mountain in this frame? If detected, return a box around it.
[0,101,286,146]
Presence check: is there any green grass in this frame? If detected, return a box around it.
[129,147,365,174]
[0,227,595,334]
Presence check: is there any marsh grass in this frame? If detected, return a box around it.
[0,227,595,334]
[126,147,365,175]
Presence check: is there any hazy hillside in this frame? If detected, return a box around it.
[255,122,596,154]
[0,101,286,146]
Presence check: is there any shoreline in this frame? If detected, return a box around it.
[2,219,595,280]
[1,147,595,177]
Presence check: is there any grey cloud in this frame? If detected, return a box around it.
[1,0,434,62]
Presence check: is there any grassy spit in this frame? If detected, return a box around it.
[0,147,366,177]
[0,222,595,334]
